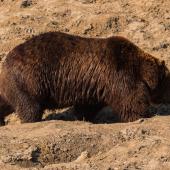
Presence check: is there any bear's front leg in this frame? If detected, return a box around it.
[116,82,153,122]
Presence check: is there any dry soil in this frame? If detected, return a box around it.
[0,0,170,169]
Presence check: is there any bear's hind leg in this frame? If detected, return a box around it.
[14,91,43,123]
[0,96,14,126]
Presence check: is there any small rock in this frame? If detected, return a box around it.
[84,24,94,34]
[74,151,89,162]
[20,0,32,8]
[77,0,96,4]
[137,118,145,123]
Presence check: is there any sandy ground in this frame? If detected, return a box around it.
[0,117,170,170]
[0,0,170,169]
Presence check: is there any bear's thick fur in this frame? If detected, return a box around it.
[0,32,168,125]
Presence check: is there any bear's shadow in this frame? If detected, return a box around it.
[44,104,170,124]
[44,107,121,124]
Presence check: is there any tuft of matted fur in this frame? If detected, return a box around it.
[0,32,168,125]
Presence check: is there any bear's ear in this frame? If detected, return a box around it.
[141,58,159,91]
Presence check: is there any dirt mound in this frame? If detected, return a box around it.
[0,117,170,170]
[0,0,170,169]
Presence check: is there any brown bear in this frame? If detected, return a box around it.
[0,32,168,125]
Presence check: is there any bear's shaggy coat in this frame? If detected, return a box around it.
[0,32,168,125]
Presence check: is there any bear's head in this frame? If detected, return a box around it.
[141,54,169,104]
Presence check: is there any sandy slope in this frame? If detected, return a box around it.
[0,0,170,169]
